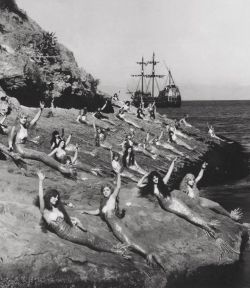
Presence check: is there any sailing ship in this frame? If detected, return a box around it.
[130,53,181,108]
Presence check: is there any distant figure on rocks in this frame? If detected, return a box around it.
[76,107,91,125]
[35,171,129,257]
[146,131,184,157]
[93,118,112,150]
[136,106,145,119]
[116,107,144,130]
[0,94,12,135]
[207,123,233,143]
[82,172,166,271]
[180,162,243,221]
[179,114,192,127]
[110,148,139,182]
[94,107,116,126]
[101,98,114,113]
[122,145,148,175]
[147,102,156,120]
[167,125,194,151]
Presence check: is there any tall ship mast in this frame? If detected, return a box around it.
[130,53,182,108]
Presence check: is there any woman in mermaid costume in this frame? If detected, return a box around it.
[82,171,165,271]
[137,158,240,256]
[35,171,128,256]
[180,162,243,221]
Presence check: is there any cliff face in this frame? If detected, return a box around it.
[0,0,103,109]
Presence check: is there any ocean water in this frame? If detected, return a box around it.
[159,101,250,288]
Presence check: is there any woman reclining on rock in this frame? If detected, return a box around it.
[122,145,148,176]
[110,148,139,182]
[35,171,129,257]
[146,131,184,157]
[179,162,243,221]
[116,107,144,130]
[76,107,91,125]
[7,102,75,177]
[82,172,165,271]
[137,159,240,256]
[49,140,102,177]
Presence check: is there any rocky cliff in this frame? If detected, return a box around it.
[0,0,104,110]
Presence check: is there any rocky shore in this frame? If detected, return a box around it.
[0,102,249,288]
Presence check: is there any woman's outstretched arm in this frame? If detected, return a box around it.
[158,130,164,141]
[81,208,100,215]
[71,144,78,164]
[112,173,121,198]
[0,115,7,125]
[37,170,45,214]
[8,126,17,150]
[29,101,45,128]
[65,134,72,146]
[137,172,149,188]
[163,157,177,184]
[196,162,207,183]
[48,148,57,157]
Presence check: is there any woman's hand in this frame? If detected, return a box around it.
[37,170,45,181]
[202,162,208,169]
[40,101,45,110]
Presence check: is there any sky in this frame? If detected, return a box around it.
[16,0,250,100]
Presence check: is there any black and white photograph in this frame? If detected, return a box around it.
[0,0,249,287]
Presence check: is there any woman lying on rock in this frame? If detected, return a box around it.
[179,114,192,128]
[137,159,240,256]
[167,125,194,151]
[116,107,144,130]
[94,107,116,126]
[82,172,165,271]
[49,140,102,177]
[76,107,91,125]
[50,129,72,150]
[120,134,156,159]
[93,119,112,150]
[110,148,139,182]
[146,131,184,157]
[8,102,75,177]
[122,145,148,176]
[207,124,233,144]
[180,162,243,221]
[36,171,129,257]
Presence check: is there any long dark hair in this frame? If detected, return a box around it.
[139,171,171,198]
[122,145,135,167]
[34,188,73,232]
[50,130,61,146]
[99,184,125,219]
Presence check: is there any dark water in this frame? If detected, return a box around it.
[159,101,250,288]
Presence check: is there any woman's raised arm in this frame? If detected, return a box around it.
[48,148,57,157]
[196,162,207,184]
[163,157,177,184]
[30,101,44,128]
[113,173,121,198]
[37,170,45,214]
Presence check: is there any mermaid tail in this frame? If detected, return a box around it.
[48,218,120,254]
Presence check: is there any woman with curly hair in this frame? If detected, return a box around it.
[7,102,75,177]
[179,162,243,221]
[35,171,128,257]
[137,158,219,236]
[82,172,165,271]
